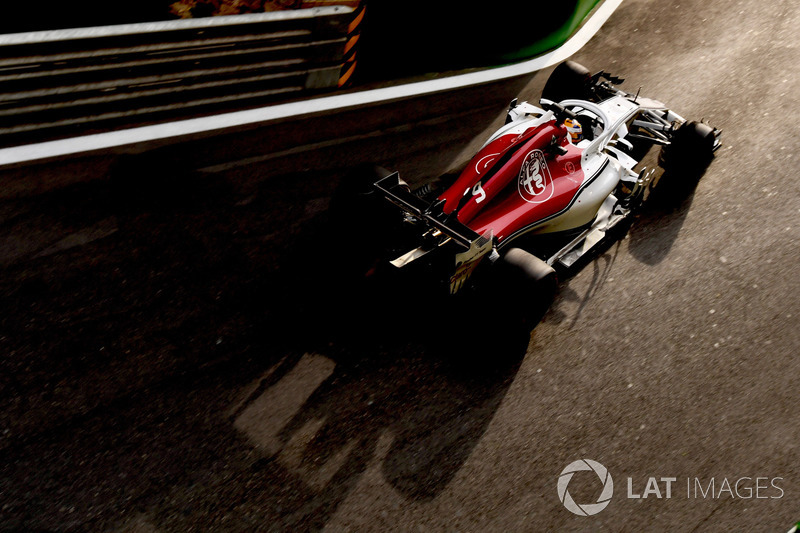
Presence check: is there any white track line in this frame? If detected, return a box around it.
[0,0,623,167]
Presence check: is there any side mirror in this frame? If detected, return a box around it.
[505,98,519,124]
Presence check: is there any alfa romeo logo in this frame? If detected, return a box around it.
[518,149,554,203]
[557,459,614,516]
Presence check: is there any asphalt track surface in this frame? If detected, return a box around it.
[1,0,799,531]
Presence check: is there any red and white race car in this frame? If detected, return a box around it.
[331,61,721,327]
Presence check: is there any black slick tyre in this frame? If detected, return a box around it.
[655,121,718,203]
[658,121,717,172]
[490,248,557,331]
[542,61,592,102]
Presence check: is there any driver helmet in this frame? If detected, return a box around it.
[564,117,583,143]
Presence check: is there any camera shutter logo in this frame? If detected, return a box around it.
[557,459,614,516]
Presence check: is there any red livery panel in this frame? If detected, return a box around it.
[439,121,586,242]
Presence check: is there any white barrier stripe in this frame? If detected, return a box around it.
[0,7,353,45]
[0,0,623,167]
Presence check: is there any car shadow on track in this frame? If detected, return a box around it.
[239,207,530,491]
[121,208,531,531]
[0,171,531,531]
[625,168,704,267]
[542,164,709,329]
[546,239,626,329]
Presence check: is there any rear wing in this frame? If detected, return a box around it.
[373,172,481,249]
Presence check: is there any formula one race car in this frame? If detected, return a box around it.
[331,61,720,328]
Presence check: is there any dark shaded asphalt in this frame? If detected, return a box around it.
[1,0,799,531]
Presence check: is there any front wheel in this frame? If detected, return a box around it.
[655,121,719,203]
[658,121,718,172]
[541,60,592,103]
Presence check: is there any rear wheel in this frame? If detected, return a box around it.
[487,248,557,331]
